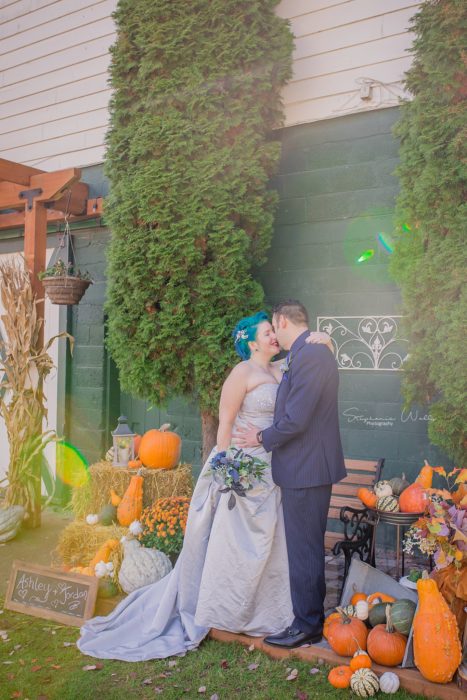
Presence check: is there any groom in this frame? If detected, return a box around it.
[236,299,346,648]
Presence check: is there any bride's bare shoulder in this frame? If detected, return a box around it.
[227,360,251,379]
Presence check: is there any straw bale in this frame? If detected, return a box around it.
[71,461,193,519]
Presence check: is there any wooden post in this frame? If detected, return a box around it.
[23,199,47,527]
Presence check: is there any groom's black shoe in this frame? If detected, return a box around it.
[263,626,322,648]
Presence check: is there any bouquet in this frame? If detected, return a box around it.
[207,447,268,509]
[138,497,190,556]
[404,467,467,570]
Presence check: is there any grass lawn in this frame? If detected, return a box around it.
[0,601,431,700]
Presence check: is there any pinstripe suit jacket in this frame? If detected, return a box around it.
[261,331,346,488]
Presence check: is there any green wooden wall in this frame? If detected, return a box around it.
[58,108,448,481]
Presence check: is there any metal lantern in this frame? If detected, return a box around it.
[112,415,135,467]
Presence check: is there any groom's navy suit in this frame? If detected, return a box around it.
[261,331,346,634]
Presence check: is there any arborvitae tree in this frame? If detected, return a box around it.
[391,0,466,464]
[104,0,292,458]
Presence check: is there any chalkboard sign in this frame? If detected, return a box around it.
[5,561,98,627]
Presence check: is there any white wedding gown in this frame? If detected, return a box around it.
[78,383,292,661]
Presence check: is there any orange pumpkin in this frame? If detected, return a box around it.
[351,584,368,605]
[357,487,377,509]
[323,612,341,639]
[367,606,407,667]
[416,460,433,489]
[117,473,143,526]
[133,433,142,457]
[413,575,462,683]
[128,459,142,469]
[399,482,428,513]
[327,607,369,657]
[139,424,181,469]
[328,665,352,689]
[350,651,372,672]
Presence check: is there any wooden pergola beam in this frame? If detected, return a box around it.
[0,167,86,211]
[0,197,103,230]
[0,158,44,186]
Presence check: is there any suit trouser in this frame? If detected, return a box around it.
[281,483,332,634]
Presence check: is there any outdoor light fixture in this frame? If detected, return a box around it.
[112,415,135,467]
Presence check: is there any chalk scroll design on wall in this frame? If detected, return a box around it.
[317,316,408,371]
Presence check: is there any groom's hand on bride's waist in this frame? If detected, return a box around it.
[232,422,262,448]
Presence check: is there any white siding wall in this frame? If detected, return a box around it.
[278,0,420,126]
[0,0,420,169]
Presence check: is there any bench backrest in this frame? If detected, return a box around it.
[328,458,385,520]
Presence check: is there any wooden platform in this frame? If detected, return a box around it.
[209,629,464,700]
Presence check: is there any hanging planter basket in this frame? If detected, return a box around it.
[42,275,92,305]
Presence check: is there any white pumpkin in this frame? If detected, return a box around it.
[355,599,369,620]
[0,505,24,543]
[374,480,393,498]
[118,539,172,593]
[379,672,400,694]
[86,513,99,525]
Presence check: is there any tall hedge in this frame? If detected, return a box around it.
[391,0,466,464]
[104,0,293,455]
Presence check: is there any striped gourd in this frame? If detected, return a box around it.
[350,669,380,697]
[340,604,357,617]
[377,495,400,512]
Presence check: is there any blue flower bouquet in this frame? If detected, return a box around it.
[207,447,268,509]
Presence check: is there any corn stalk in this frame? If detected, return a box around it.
[0,257,72,525]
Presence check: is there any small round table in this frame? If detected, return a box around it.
[369,510,424,580]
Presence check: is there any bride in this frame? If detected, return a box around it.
[78,312,331,661]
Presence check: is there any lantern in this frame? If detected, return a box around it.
[112,416,135,467]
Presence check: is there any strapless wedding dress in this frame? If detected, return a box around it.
[78,383,292,661]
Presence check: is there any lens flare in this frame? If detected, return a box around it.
[357,249,374,263]
[401,223,412,232]
[377,232,394,254]
[56,441,89,488]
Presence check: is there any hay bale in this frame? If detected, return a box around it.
[55,521,126,569]
[71,461,193,519]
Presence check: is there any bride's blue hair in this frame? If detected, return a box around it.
[232,311,269,360]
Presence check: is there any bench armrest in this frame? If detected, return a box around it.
[338,505,372,543]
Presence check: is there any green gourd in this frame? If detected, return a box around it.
[377,495,400,512]
[97,578,119,598]
[390,598,417,635]
[389,473,410,496]
[98,504,117,525]
[369,602,392,628]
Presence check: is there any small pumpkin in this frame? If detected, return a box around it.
[389,473,410,496]
[413,574,462,683]
[133,433,142,457]
[118,538,172,593]
[351,584,368,605]
[327,607,369,657]
[367,605,407,667]
[374,480,393,498]
[379,671,400,694]
[350,668,380,697]
[110,488,122,507]
[99,503,117,526]
[399,482,428,513]
[357,488,378,509]
[139,424,181,469]
[377,495,400,512]
[416,460,433,489]
[355,599,369,621]
[128,459,143,469]
[117,472,144,526]
[390,598,416,636]
[328,665,352,689]
[350,650,372,671]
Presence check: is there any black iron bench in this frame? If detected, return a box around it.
[325,457,385,591]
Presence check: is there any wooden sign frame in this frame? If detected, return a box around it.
[5,560,98,627]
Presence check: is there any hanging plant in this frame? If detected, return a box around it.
[39,259,92,306]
